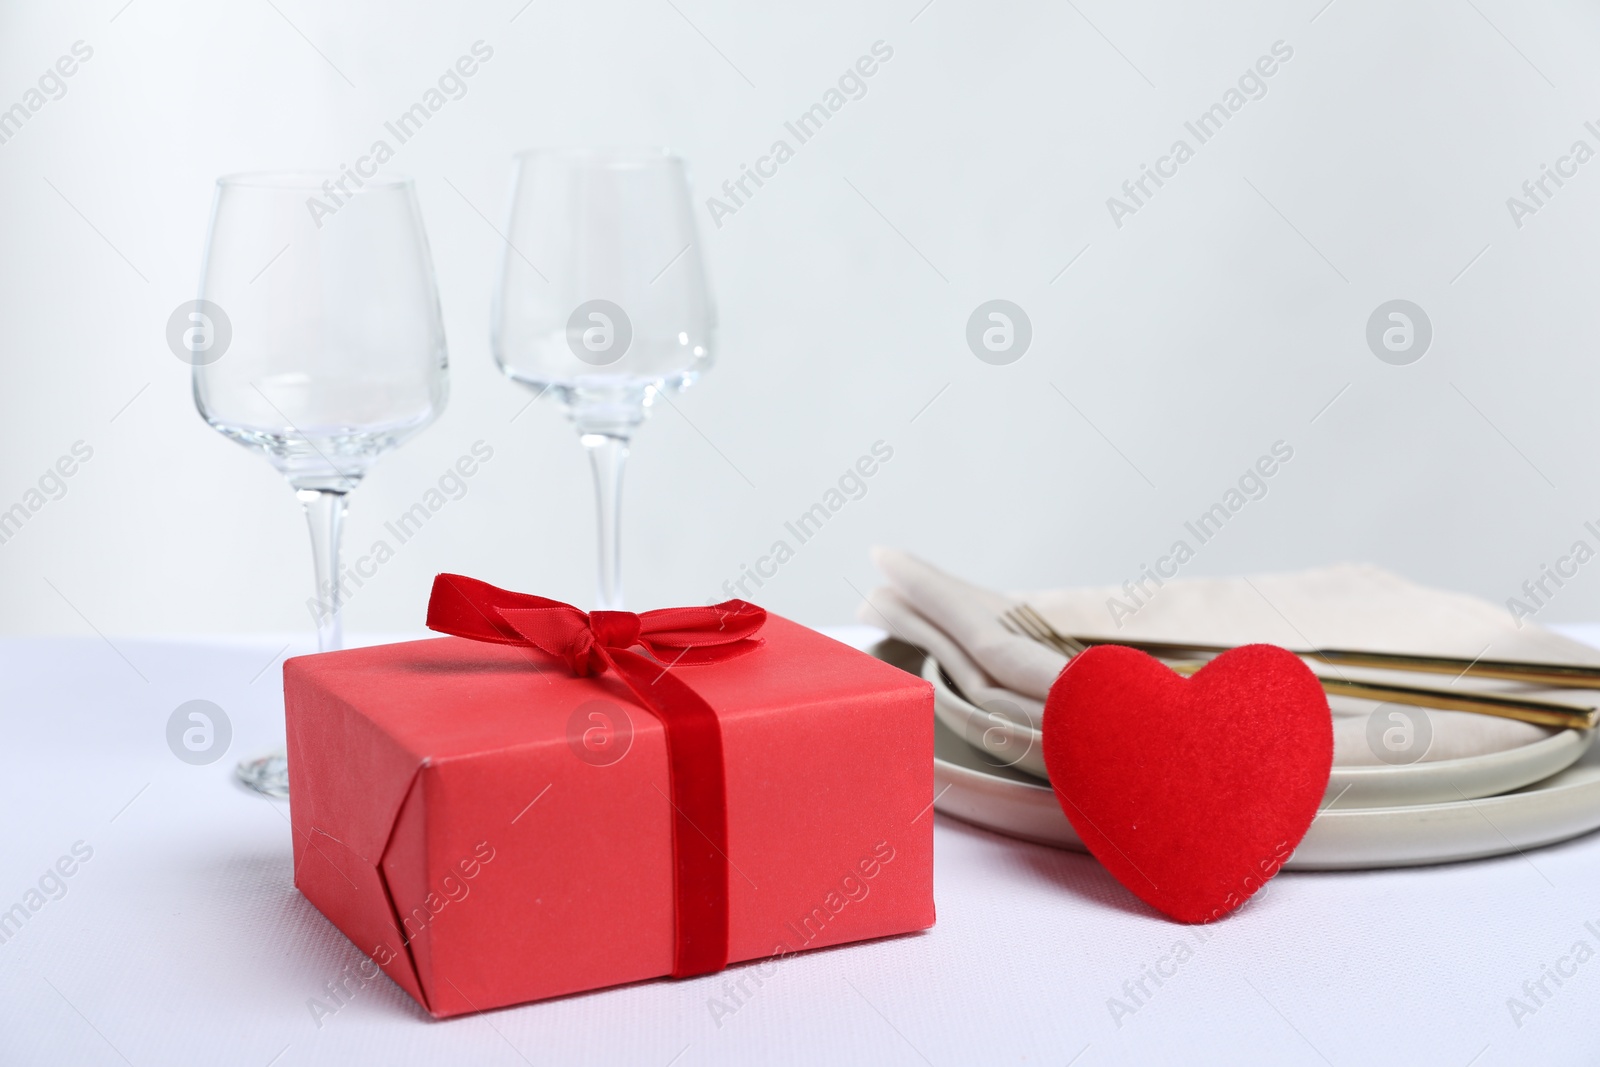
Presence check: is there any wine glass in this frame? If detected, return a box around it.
[190,171,449,796]
[492,148,714,609]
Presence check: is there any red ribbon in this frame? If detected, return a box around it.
[425,573,766,978]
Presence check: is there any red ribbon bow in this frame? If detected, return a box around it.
[425,574,766,978]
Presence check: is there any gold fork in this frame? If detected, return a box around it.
[998,603,1598,731]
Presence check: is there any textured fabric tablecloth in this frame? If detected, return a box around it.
[2,630,1599,1065]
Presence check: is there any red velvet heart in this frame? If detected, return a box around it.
[1041,643,1331,923]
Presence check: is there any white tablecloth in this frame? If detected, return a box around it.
[2,628,1599,1065]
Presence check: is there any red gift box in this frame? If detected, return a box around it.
[284,578,934,1017]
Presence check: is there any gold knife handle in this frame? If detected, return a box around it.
[1309,649,1600,689]
[1070,635,1600,691]
[1318,678,1596,730]
[1162,662,1596,729]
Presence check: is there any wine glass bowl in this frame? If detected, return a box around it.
[493,149,714,404]
[196,172,448,494]
[492,148,715,607]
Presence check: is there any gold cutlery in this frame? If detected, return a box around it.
[999,603,1598,731]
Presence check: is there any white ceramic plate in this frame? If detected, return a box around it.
[869,639,1600,869]
[925,656,1053,780]
[922,652,1595,808]
[933,711,1600,868]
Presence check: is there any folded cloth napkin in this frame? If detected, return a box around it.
[859,549,1600,766]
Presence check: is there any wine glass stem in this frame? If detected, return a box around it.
[299,488,349,652]
[581,431,630,611]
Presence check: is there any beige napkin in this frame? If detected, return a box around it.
[858,549,1600,766]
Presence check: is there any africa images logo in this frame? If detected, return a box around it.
[966,301,1031,365]
[1105,40,1294,228]
[303,41,494,228]
[704,41,894,228]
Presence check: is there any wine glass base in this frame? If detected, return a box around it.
[235,751,289,798]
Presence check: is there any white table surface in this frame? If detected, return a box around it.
[3,627,1600,1066]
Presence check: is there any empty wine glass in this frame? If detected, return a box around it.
[492,148,714,609]
[190,171,449,796]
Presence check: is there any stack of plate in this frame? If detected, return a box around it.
[871,637,1600,869]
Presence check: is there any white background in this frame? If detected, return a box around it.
[3,0,1600,636]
